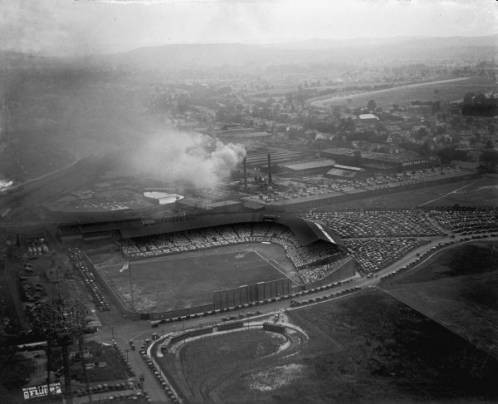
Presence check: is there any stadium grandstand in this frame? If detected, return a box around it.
[59,212,350,285]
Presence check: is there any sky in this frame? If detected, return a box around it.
[0,0,496,56]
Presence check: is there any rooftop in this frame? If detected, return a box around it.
[324,148,421,163]
[326,168,358,178]
[333,164,365,172]
[358,113,379,120]
[280,159,336,171]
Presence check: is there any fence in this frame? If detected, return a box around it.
[213,278,291,311]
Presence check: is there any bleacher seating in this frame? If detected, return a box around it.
[121,222,344,284]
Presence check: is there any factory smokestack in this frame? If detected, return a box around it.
[267,153,272,185]
[243,157,248,191]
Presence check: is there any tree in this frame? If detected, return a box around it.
[331,106,341,121]
[488,123,495,137]
[463,92,475,106]
[0,352,35,390]
[437,147,468,164]
[479,149,498,172]
[367,99,377,111]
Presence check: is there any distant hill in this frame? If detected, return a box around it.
[1,35,495,73]
[103,36,497,72]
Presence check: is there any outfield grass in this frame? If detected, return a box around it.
[100,246,285,312]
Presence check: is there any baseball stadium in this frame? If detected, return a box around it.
[59,211,358,319]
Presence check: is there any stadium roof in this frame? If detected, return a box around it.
[64,211,342,247]
[281,216,341,246]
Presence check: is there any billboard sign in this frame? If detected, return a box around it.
[22,382,62,400]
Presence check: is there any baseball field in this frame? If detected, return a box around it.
[99,243,291,313]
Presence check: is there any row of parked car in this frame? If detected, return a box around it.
[290,287,362,307]
[379,233,498,282]
[73,381,143,397]
[67,248,110,312]
[139,341,181,403]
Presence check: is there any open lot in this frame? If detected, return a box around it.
[70,341,132,383]
[418,175,498,208]
[384,241,498,358]
[159,289,498,403]
[99,244,289,313]
[311,76,495,108]
[320,175,497,211]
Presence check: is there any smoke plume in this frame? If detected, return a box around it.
[129,130,246,189]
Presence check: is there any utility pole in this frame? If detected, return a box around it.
[243,157,248,191]
[128,261,135,311]
[32,297,87,404]
[267,153,272,186]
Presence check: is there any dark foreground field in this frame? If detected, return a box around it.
[384,241,498,357]
[162,289,498,404]
[101,245,286,312]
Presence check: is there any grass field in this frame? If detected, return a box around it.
[384,241,498,358]
[311,76,495,108]
[177,329,285,403]
[159,289,498,403]
[320,175,497,211]
[418,175,498,208]
[100,245,287,313]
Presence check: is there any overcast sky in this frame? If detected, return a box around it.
[0,0,496,56]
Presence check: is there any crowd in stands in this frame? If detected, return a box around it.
[303,209,441,238]
[344,238,429,273]
[299,256,352,284]
[120,207,497,281]
[429,208,498,235]
[122,222,343,284]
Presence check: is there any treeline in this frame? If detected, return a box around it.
[462,93,497,117]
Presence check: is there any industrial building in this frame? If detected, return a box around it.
[279,159,337,175]
[323,148,435,171]
[326,164,365,178]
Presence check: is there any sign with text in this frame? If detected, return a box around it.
[22,382,62,400]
